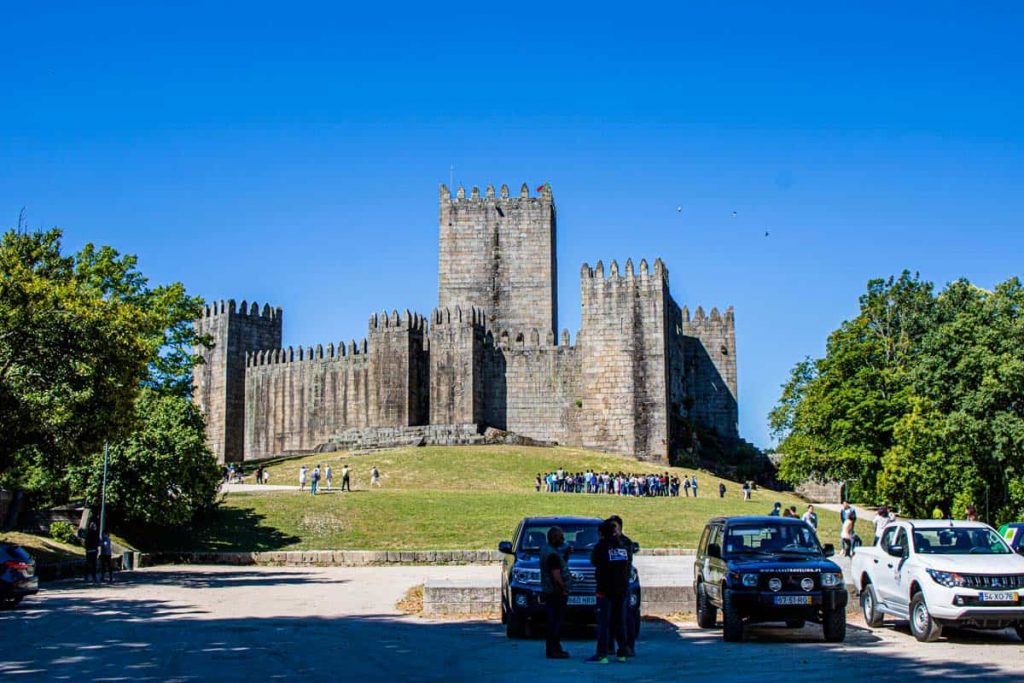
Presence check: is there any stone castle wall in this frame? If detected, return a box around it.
[194,182,739,464]
[438,183,557,334]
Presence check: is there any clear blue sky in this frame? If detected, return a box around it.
[3,3,1023,447]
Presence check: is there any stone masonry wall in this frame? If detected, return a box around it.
[679,305,738,437]
[243,341,371,459]
[438,183,557,335]
[578,259,670,462]
[428,306,486,425]
[368,310,429,427]
[194,300,282,463]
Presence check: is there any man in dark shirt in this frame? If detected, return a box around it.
[83,522,100,582]
[589,519,631,662]
[608,515,637,657]
[540,527,571,659]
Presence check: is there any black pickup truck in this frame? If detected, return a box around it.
[693,516,848,642]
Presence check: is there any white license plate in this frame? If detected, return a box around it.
[774,596,813,606]
[979,591,1018,603]
[567,595,596,606]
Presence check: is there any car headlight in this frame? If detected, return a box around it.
[741,573,758,587]
[821,572,843,588]
[512,567,541,585]
[926,569,967,588]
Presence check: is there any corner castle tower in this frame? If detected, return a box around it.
[438,183,557,334]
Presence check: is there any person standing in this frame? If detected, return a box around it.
[872,506,892,543]
[310,465,320,495]
[965,504,978,522]
[691,475,698,498]
[299,465,307,491]
[769,501,782,516]
[100,530,114,582]
[370,466,381,487]
[742,481,751,501]
[802,504,818,530]
[841,510,857,557]
[325,464,333,491]
[84,522,100,582]
[341,464,351,491]
[683,477,691,497]
[608,515,636,657]
[718,482,726,498]
[589,520,630,663]
[540,527,571,659]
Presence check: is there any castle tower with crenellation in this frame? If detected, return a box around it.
[438,183,557,335]
[193,182,740,464]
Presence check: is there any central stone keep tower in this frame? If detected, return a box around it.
[438,183,557,334]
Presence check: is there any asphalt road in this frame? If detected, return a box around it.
[1,566,1021,682]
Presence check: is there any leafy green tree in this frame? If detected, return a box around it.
[71,390,222,532]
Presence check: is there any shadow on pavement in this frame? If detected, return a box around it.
[0,588,1017,682]
[42,569,341,593]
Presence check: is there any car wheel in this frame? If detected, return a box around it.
[722,589,743,642]
[505,611,526,639]
[1015,621,1024,643]
[861,582,884,628]
[909,592,942,643]
[785,619,805,629]
[822,608,846,642]
[1,596,23,609]
[632,609,641,639]
[696,582,717,628]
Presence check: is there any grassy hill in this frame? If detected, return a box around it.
[0,531,85,564]
[176,446,840,552]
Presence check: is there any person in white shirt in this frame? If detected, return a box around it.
[801,504,818,530]
[325,464,333,491]
[299,465,307,491]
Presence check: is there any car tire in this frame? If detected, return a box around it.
[785,619,805,629]
[632,608,642,639]
[1,596,23,609]
[506,611,526,639]
[822,608,846,642]
[861,582,884,628]
[696,582,717,629]
[722,589,743,642]
[500,600,508,625]
[909,592,942,643]
[1015,621,1024,643]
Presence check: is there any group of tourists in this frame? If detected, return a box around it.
[542,515,636,663]
[298,463,381,494]
[536,470,705,498]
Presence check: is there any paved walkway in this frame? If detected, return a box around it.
[3,565,1020,682]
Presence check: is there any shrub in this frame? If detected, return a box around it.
[49,520,79,545]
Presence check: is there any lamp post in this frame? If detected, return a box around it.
[99,442,108,537]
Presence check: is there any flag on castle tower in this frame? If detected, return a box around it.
[536,182,550,192]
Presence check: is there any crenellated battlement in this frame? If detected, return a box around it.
[579,257,667,286]
[681,305,735,330]
[429,305,488,328]
[369,309,427,333]
[201,299,282,321]
[245,338,369,368]
[440,182,552,204]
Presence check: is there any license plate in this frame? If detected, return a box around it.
[979,591,1018,603]
[773,596,813,605]
[568,595,596,606]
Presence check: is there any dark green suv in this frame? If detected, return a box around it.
[693,516,848,642]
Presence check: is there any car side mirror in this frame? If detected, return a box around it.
[632,542,641,555]
[498,541,513,554]
[822,543,835,557]
[887,544,904,558]
[707,543,722,559]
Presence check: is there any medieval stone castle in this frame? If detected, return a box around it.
[192,183,738,464]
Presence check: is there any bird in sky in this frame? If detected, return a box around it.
[765,229,770,238]
[731,211,738,218]
[676,205,682,213]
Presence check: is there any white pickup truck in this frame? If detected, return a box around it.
[852,520,1024,642]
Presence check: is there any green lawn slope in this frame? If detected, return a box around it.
[178,446,840,553]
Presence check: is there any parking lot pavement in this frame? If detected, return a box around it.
[2,566,1021,682]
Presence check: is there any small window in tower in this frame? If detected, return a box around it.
[720,345,729,356]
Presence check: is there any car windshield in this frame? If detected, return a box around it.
[913,527,1011,555]
[519,523,601,551]
[723,523,820,556]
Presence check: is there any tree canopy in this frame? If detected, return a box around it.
[1,227,217,530]
[772,272,1024,523]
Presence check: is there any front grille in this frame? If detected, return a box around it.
[569,568,597,594]
[961,574,1024,590]
[760,573,818,591]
